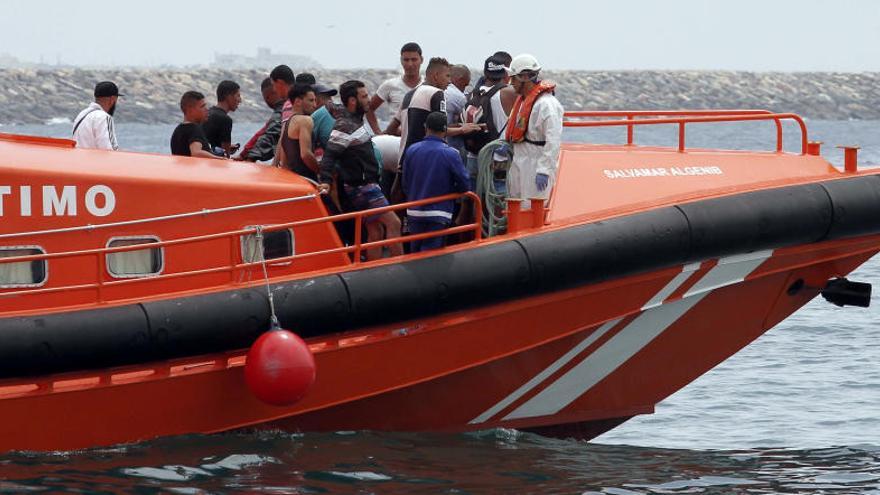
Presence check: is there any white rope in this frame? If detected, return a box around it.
[0,193,319,240]
[254,225,281,330]
[476,140,511,237]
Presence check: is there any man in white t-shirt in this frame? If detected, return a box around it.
[72,81,122,151]
[367,42,423,135]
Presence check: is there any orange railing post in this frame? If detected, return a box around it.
[837,146,860,173]
[626,114,634,145]
[530,199,546,228]
[353,216,363,264]
[507,200,522,234]
[229,235,238,282]
[468,192,483,240]
[775,118,783,152]
[678,122,686,152]
[95,252,104,303]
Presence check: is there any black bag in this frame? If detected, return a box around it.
[462,83,505,154]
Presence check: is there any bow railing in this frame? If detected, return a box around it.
[563,110,807,154]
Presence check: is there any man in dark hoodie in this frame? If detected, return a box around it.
[320,80,402,260]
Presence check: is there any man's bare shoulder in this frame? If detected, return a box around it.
[291,114,314,129]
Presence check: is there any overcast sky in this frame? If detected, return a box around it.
[3,0,879,71]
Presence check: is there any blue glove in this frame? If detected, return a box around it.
[535,173,549,191]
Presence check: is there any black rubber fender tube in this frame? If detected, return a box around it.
[141,288,271,359]
[340,241,531,328]
[0,305,150,377]
[821,175,880,240]
[271,274,352,337]
[680,183,832,259]
[517,207,691,292]
[140,272,353,349]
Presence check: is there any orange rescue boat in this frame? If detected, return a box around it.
[0,110,875,452]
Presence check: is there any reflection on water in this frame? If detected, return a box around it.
[2,431,880,493]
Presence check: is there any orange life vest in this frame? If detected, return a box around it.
[505,80,557,144]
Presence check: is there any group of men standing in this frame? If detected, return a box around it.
[71,41,564,254]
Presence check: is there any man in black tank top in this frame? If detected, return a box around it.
[274,84,319,181]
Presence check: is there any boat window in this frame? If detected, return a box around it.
[106,237,163,278]
[0,246,47,288]
[241,228,295,263]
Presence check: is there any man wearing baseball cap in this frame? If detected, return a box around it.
[402,111,470,252]
[504,54,564,205]
[72,81,122,151]
[310,83,340,150]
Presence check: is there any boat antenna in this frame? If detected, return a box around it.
[254,225,281,330]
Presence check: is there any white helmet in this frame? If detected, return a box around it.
[506,54,542,76]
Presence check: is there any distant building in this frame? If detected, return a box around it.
[0,53,67,69]
[212,47,321,70]
[0,53,33,68]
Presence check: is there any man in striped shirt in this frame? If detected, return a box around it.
[72,81,121,151]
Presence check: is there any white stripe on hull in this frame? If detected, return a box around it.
[502,290,709,420]
[684,250,773,298]
[468,318,622,425]
[641,262,702,311]
[469,251,772,425]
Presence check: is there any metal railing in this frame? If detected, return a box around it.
[563,110,807,154]
[0,191,483,301]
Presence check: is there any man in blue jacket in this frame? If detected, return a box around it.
[402,112,470,252]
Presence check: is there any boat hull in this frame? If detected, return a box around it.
[3,112,879,452]
[0,236,874,451]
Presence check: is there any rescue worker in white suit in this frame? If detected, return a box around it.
[503,54,564,204]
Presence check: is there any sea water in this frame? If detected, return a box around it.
[1,119,880,493]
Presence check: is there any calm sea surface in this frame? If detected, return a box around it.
[2,119,880,493]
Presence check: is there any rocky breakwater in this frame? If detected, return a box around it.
[0,68,877,125]
[0,68,404,125]
[560,71,880,120]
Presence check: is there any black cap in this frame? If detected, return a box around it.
[295,72,316,85]
[484,56,507,78]
[313,83,338,96]
[94,81,123,98]
[425,111,447,132]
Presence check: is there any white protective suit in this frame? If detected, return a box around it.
[508,93,564,202]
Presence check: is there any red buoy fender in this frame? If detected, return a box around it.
[244,328,316,406]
